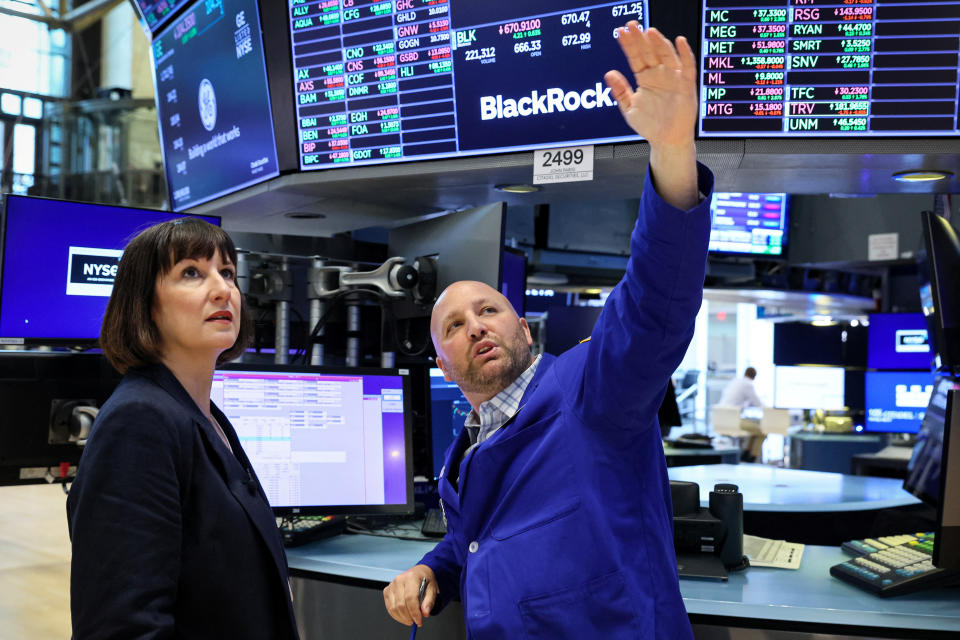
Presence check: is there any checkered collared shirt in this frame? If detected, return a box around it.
[463,354,542,447]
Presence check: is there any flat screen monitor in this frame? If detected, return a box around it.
[919,211,960,375]
[708,192,788,256]
[903,376,960,569]
[773,365,845,410]
[0,195,219,345]
[389,202,505,295]
[212,364,414,515]
[698,2,960,137]
[867,312,932,371]
[152,0,280,210]
[864,370,936,434]
[428,367,470,480]
[129,0,193,34]
[289,1,648,170]
[774,322,842,366]
[501,247,526,316]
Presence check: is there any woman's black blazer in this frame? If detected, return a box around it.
[67,362,300,640]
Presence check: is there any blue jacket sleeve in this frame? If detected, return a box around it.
[567,163,714,432]
[419,536,462,614]
[67,401,184,639]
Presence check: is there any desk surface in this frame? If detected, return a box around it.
[286,535,960,634]
[790,431,885,443]
[667,464,921,512]
[662,445,740,457]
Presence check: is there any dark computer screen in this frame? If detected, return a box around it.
[501,247,526,316]
[699,1,960,137]
[919,211,960,375]
[867,312,931,371]
[708,192,788,257]
[903,377,960,568]
[288,1,649,169]
[427,367,470,480]
[152,0,280,210]
[864,370,936,434]
[212,364,414,515]
[773,322,844,366]
[0,195,219,343]
[904,376,955,505]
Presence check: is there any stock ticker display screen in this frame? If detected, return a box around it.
[708,192,787,256]
[289,1,648,170]
[153,0,280,210]
[699,0,960,136]
[133,0,194,33]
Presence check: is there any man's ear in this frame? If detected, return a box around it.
[436,357,452,382]
[519,317,533,347]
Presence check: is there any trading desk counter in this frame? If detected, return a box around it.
[286,535,960,639]
[663,443,741,467]
[667,464,921,512]
[668,464,925,545]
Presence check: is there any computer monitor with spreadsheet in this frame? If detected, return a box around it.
[212,364,414,516]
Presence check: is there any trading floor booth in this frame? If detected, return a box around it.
[5,0,960,638]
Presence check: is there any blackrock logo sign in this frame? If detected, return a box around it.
[67,247,123,297]
[479,83,617,120]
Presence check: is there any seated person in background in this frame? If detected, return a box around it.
[67,219,299,639]
[383,23,713,639]
[718,366,763,408]
[718,366,766,462]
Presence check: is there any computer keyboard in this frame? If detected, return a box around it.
[841,533,932,556]
[421,508,447,538]
[278,515,346,547]
[831,532,958,596]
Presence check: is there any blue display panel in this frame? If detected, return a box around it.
[865,370,936,434]
[289,1,648,169]
[699,0,960,136]
[428,368,470,479]
[708,191,787,256]
[868,312,932,371]
[131,0,193,33]
[0,195,219,343]
[153,0,280,210]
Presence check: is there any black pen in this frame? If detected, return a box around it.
[409,577,427,639]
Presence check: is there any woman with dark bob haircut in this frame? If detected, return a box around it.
[67,218,300,640]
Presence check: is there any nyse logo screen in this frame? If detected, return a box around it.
[66,247,123,297]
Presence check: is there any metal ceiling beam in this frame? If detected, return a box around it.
[0,0,125,32]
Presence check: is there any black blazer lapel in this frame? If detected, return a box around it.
[210,404,291,580]
[133,364,291,591]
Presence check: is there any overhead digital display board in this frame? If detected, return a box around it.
[698,0,960,136]
[131,0,194,34]
[289,1,649,170]
[152,0,280,210]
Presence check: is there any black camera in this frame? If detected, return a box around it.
[671,480,749,579]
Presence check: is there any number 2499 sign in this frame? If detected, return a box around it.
[533,145,594,184]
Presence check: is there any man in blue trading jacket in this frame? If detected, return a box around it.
[384,22,712,639]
